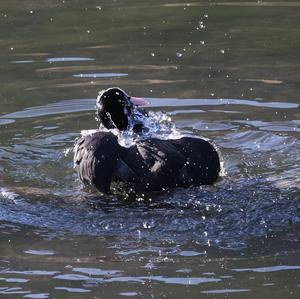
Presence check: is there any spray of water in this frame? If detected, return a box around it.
[81,108,182,148]
[116,110,182,147]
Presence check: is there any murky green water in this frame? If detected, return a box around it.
[0,0,300,298]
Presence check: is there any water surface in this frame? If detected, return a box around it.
[0,0,299,298]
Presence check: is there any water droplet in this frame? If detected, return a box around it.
[151,52,155,57]
[176,52,183,58]
[220,49,225,54]
[198,21,206,29]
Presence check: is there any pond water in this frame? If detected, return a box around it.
[0,0,300,297]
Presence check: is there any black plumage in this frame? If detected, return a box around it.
[74,132,220,193]
[74,88,221,193]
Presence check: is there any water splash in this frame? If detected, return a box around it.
[81,108,183,148]
[117,110,182,147]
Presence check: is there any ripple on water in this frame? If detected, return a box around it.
[23,249,55,256]
[23,294,49,299]
[0,270,59,276]
[190,121,237,131]
[1,96,298,124]
[54,287,91,293]
[73,73,128,78]
[54,274,90,281]
[1,176,298,250]
[237,120,300,132]
[0,119,15,125]
[201,289,251,294]
[54,273,221,286]
[11,60,35,64]
[220,130,298,152]
[139,276,221,285]
[232,265,300,273]
[179,250,206,257]
[0,278,29,283]
[72,267,122,276]
[119,292,138,297]
[147,97,299,109]
[0,99,94,119]
[0,287,31,295]
[46,57,95,63]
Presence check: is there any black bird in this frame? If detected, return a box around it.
[74,87,220,193]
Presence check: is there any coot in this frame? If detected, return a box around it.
[74,87,220,193]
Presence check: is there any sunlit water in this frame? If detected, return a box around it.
[0,0,299,298]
